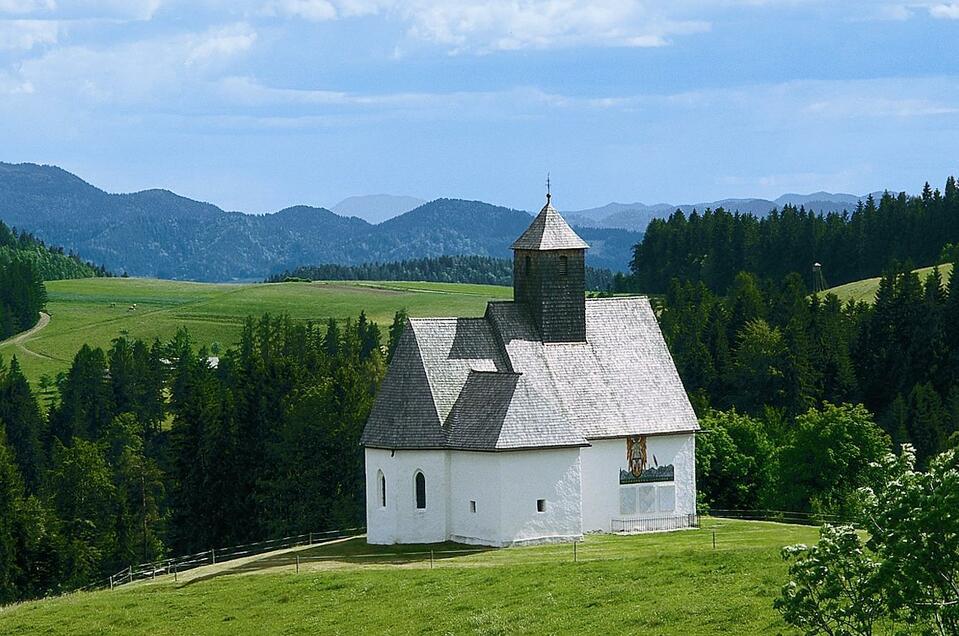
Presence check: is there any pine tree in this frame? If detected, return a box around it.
[387,309,408,362]
[0,423,26,604]
[0,356,45,493]
[908,382,946,465]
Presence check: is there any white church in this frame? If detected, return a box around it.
[361,193,699,546]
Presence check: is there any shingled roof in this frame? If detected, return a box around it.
[361,296,699,451]
[511,197,590,251]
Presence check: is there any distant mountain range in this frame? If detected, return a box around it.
[565,191,883,232]
[0,163,640,281]
[332,194,425,224]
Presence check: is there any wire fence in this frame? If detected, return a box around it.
[89,527,363,592]
[71,509,847,595]
[707,509,852,526]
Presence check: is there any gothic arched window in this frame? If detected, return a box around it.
[377,470,387,508]
[414,471,426,510]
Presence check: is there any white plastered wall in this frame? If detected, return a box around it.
[367,446,584,546]
[365,448,450,545]
[580,434,696,533]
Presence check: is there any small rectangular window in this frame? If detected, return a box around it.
[536,499,546,513]
[469,500,476,513]
[559,255,569,276]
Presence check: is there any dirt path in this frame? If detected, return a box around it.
[0,312,53,359]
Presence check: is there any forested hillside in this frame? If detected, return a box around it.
[0,220,106,339]
[0,312,391,603]
[0,220,105,281]
[669,262,959,517]
[270,255,615,290]
[0,163,640,279]
[626,177,959,294]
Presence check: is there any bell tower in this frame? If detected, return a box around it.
[512,189,589,343]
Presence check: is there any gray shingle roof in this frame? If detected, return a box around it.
[511,198,590,251]
[361,296,699,451]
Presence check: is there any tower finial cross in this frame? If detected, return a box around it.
[546,172,551,202]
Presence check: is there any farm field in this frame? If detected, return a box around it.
[0,277,513,384]
[0,519,818,635]
[824,262,953,304]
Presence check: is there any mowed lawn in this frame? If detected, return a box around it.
[0,278,512,383]
[824,261,953,304]
[0,519,817,635]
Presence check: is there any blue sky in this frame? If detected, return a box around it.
[1,1,958,213]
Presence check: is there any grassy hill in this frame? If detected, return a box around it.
[0,277,512,384]
[0,519,816,635]
[823,262,954,304]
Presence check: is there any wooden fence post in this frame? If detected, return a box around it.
[573,541,577,563]
[109,574,114,590]
[430,550,434,569]
[296,555,300,573]
[174,564,178,582]
[211,548,216,564]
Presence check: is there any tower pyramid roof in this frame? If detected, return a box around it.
[511,195,589,251]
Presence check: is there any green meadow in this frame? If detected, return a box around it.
[0,519,817,635]
[824,262,953,304]
[0,278,513,384]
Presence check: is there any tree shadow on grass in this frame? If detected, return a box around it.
[180,538,495,587]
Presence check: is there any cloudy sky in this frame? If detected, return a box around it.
[1,1,958,212]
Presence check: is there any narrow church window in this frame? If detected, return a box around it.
[537,499,547,513]
[377,470,386,508]
[525,255,531,273]
[559,255,568,276]
[415,471,426,510]
[469,500,476,513]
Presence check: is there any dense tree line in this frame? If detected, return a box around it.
[0,310,404,604]
[0,220,109,282]
[680,260,959,514]
[622,176,959,294]
[0,220,109,339]
[269,255,615,291]
[0,260,46,339]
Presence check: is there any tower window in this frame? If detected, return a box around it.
[377,470,387,508]
[537,499,547,513]
[415,471,426,510]
[525,255,532,273]
[469,500,477,513]
[559,256,568,276]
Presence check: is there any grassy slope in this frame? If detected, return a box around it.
[825,262,954,304]
[0,519,816,635]
[0,278,512,384]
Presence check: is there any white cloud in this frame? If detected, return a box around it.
[67,0,163,20]
[0,22,257,102]
[929,3,959,18]
[263,0,337,20]
[258,0,711,51]
[0,19,58,49]
[0,0,54,15]
[186,23,257,65]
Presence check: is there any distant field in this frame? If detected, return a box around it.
[824,262,954,304]
[0,519,816,635]
[0,278,512,384]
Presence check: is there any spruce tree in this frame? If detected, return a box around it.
[0,356,45,493]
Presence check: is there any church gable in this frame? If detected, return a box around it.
[361,324,446,449]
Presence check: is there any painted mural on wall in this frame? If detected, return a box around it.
[619,435,674,484]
